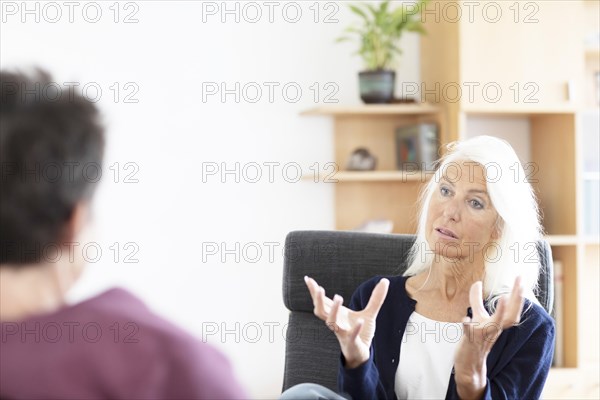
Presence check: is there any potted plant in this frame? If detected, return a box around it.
[338,0,428,104]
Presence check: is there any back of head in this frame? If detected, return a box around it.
[0,69,105,266]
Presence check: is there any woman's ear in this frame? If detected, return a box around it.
[491,216,503,240]
[491,228,500,240]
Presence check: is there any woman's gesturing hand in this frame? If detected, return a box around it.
[304,276,389,369]
[454,276,525,398]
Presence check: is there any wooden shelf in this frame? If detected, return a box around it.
[301,103,440,116]
[585,46,600,57]
[463,108,578,117]
[545,236,600,246]
[581,236,600,246]
[302,170,435,183]
[582,108,600,114]
[300,104,446,236]
[545,235,579,246]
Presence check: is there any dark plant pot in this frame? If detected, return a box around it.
[359,70,396,104]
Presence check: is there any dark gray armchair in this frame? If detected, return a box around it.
[281,230,554,393]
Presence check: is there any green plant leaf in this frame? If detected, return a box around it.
[338,0,427,71]
[374,1,390,28]
[366,3,378,19]
[381,0,390,13]
[344,26,364,34]
[405,20,426,34]
[348,4,368,21]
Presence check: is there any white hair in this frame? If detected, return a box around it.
[403,135,543,312]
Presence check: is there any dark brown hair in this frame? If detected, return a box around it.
[1,68,105,265]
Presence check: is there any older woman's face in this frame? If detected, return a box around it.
[425,161,499,261]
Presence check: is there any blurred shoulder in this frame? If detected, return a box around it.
[77,287,199,343]
[76,288,245,397]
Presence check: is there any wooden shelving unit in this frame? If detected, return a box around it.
[544,235,580,247]
[301,103,446,235]
[303,170,435,183]
[418,1,600,398]
[301,103,440,116]
[302,1,598,398]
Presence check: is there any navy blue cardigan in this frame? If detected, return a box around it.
[338,275,555,400]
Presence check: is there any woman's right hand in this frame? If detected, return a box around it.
[304,276,389,369]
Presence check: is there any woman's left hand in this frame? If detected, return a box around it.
[453,276,525,398]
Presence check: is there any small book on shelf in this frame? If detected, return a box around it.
[395,123,439,171]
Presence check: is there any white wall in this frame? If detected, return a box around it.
[0,1,420,397]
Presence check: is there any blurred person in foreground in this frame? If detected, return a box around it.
[283,136,555,400]
[0,69,247,399]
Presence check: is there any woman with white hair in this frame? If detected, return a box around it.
[285,135,555,400]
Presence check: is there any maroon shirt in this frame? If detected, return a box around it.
[0,288,247,399]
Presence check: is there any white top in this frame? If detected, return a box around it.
[395,311,463,400]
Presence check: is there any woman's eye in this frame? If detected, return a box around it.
[470,199,484,209]
[440,187,451,196]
